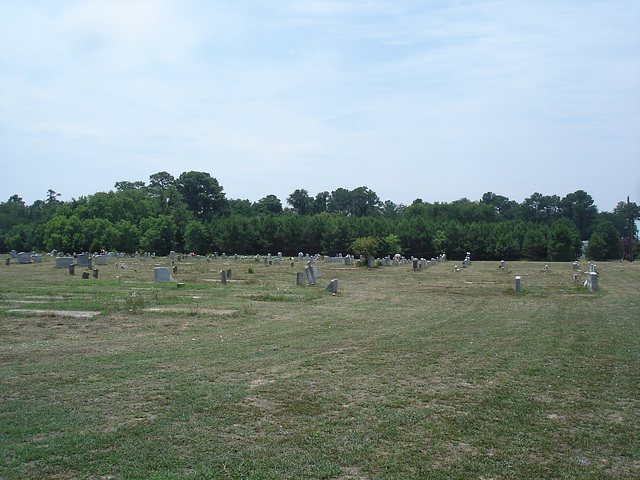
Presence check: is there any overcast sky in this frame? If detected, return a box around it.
[1,0,639,212]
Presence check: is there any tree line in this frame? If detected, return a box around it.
[1,171,638,261]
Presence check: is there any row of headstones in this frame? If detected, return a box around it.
[296,265,338,293]
[54,254,109,269]
[513,262,599,292]
[6,251,42,264]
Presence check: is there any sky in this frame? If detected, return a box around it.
[1,0,639,212]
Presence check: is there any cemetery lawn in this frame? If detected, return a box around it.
[1,257,639,479]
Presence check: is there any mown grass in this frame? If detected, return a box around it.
[0,256,638,479]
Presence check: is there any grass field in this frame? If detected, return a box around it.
[1,255,638,479]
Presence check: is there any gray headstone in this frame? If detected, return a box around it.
[94,255,107,265]
[154,267,172,283]
[515,276,522,292]
[325,279,338,293]
[69,264,75,275]
[5,257,9,266]
[303,266,316,285]
[17,252,31,264]
[296,272,304,286]
[227,269,232,279]
[56,257,74,268]
[82,271,90,279]
[92,269,99,278]
[220,270,227,285]
[76,253,89,267]
[32,254,42,263]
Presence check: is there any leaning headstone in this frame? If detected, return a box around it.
[82,271,90,279]
[172,265,178,274]
[304,266,316,285]
[154,267,172,283]
[515,276,522,292]
[325,279,338,293]
[296,272,304,286]
[220,270,227,285]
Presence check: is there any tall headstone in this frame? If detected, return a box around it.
[220,270,227,285]
[588,272,599,292]
[303,266,316,285]
[92,269,99,278]
[412,259,419,271]
[515,276,522,292]
[69,264,75,275]
[77,253,89,267]
[169,251,176,260]
[296,272,304,286]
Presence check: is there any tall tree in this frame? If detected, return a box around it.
[548,218,582,261]
[287,189,313,215]
[559,190,598,240]
[175,171,227,221]
[255,195,283,215]
[349,186,381,217]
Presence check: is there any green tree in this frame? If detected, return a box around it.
[522,225,549,260]
[327,188,351,215]
[585,232,607,261]
[255,195,283,215]
[559,190,598,240]
[350,236,379,261]
[287,189,313,215]
[548,218,582,261]
[176,171,227,221]
[184,220,210,254]
[588,220,620,260]
[139,216,177,255]
[349,186,381,217]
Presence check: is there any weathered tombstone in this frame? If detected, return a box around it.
[515,276,522,292]
[5,257,9,266]
[172,265,178,274]
[94,255,107,265]
[169,251,176,260]
[220,270,227,285]
[87,258,92,270]
[325,279,338,294]
[154,267,172,283]
[588,272,599,292]
[312,265,320,278]
[573,274,578,282]
[345,256,351,266]
[544,265,549,273]
[368,255,375,268]
[304,266,316,285]
[69,264,75,275]
[10,250,17,258]
[92,269,99,278]
[17,252,32,264]
[82,271,90,279]
[227,269,232,279]
[76,253,89,267]
[412,259,419,271]
[296,272,304,286]
[214,252,218,260]
[32,254,42,263]
[264,257,268,266]
[573,261,579,271]
[222,253,227,260]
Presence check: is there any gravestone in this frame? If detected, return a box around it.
[169,251,176,260]
[296,272,304,286]
[17,252,32,264]
[76,253,89,267]
[544,265,549,273]
[92,269,99,278]
[82,271,90,279]
[172,265,178,274]
[303,266,316,285]
[587,272,599,292]
[412,259,419,271]
[312,265,320,278]
[10,250,17,258]
[325,279,338,294]
[515,276,522,292]
[227,269,232,279]
[55,257,74,268]
[154,267,172,283]
[220,270,227,285]
[5,257,9,266]
[94,255,107,265]
[573,262,579,271]
[69,264,75,275]
[368,255,375,268]
[345,256,351,266]
[32,254,42,263]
